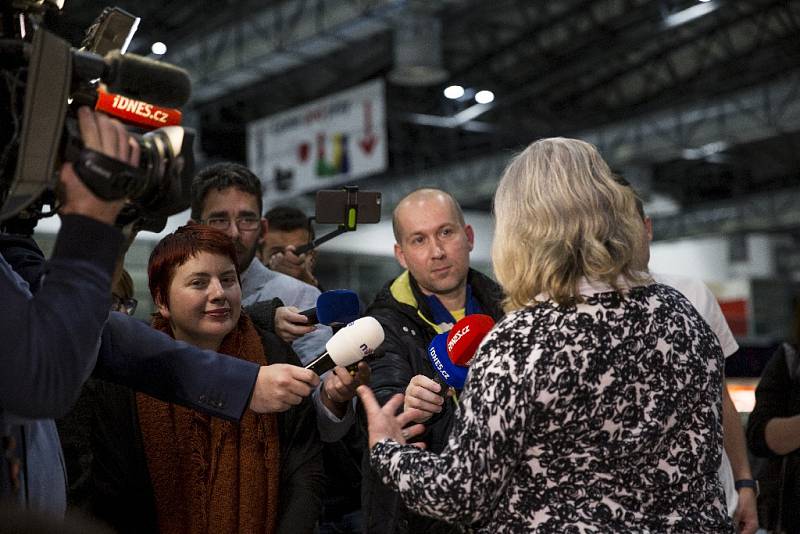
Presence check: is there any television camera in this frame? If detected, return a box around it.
[0,2,196,235]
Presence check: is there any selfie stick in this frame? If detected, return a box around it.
[294,185,360,255]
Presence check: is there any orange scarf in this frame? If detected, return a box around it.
[136,314,280,534]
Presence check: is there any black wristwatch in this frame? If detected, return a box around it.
[734,479,759,496]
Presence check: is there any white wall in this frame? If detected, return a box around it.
[649,233,776,282]
[649,237,730,282]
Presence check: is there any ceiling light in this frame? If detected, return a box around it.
[681,140,729,160]
[151,42,167,55]
[475,90,494,104]
[664,0,719,28]
[444,85,465,99]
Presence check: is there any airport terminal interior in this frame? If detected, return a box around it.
[39,0,800,413]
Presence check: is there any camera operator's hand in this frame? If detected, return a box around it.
[59,107,140,225]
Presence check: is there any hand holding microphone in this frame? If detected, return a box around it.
[308,316,383,417]
[249,364,320,414]
[403,374,445,424]
[321,361,371,418]
[305,316,385,376]
[273,289,361,344]
[273,306,315,343]
[420,314,496,412]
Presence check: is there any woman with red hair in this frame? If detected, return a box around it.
[89,224,323,534]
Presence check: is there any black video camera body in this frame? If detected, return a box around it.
[0,3,196,234]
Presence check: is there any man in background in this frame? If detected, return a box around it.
[361,188,504,533]
[190,163,366,441]
[262,205,321,290]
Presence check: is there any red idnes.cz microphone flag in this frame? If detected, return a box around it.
[95,86,183,130]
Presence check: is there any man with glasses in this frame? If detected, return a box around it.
[190,163,366,442]
[190,162,328,362]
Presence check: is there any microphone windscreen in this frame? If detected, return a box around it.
[426,333,468,389]
[104,51,191,108]
[447,314,495,367]
[316,289,361,325]
[325,316,385,368]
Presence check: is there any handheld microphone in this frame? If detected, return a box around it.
[426,332,468,390]
[94,87,183,130]
[299,289,360,326]
[304,316,384,376]
[446,314,495,367]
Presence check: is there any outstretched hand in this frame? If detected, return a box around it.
[249,364,320,413]
[357,385,426,449]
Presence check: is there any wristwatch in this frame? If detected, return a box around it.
[734,479,760,497]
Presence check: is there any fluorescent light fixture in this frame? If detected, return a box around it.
[681,140,729,160]
[475,90,494,104]
[443,85,465,99]
[151,41,167,55]
[664,0,719,28]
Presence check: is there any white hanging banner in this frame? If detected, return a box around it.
[246,79,387,202]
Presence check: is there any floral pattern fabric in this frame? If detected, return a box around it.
[371,282,733,533]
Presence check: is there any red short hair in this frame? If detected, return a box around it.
[148,224,239,308]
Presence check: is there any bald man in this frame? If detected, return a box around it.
[359,189,504,534]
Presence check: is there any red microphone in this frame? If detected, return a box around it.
[446,314,495,367]
[95,86,183,130]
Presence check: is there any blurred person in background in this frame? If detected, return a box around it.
[747,306,800,533]
[262,206,320,290]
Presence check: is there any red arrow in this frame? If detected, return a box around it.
[359,100,377,155]
[359,134,377,154]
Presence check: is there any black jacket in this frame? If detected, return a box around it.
[88,320,324,534]
[747,343,800,532]
[360,269,504,534]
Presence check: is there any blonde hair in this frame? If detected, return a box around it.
[492,137,648,311]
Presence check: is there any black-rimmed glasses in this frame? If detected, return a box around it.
[202,217,261,231]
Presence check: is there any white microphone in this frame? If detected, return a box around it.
[304,316,384,376]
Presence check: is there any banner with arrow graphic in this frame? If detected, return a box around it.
[247,79,387,201]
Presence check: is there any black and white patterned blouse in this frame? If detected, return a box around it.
[371,280,733,533]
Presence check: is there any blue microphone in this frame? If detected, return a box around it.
[300,289,360,326]
[426,332,468,390]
